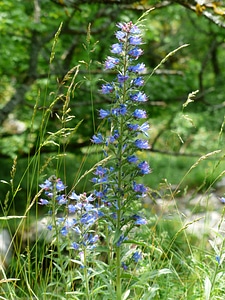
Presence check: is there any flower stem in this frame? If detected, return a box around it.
[83,247,90,300]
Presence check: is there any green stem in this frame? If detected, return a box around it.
[115,37,129,300]
[83,247,90,300]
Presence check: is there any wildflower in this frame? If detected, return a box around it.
[111,43,123,54]
[133,109,147,119]
[137,161,151,175]
[68,204,76,213]
[56,179,66,191]
[130,91,147,102]
[102,83,114,94]
[132,76,144,86]
[91,176,108,184]
[38,198,49,205]
[94,166,108,176]
[47,225,52,231]
[69,191,80,201]
[61,227,68,236]
[39,179,52,190]
[132,182,148,194]
[139,122,150,136]
[115,30,126,41]
[121,262,128,270]
[132,251,142,262]
[118,104,127,115]
[128,47,143,59]
[132,214,147,225]
[127,123,139,133]
[216,255,220,264]
[56,195,67,205]
[129,36,142,45]
[105,56,120,69]
[127,155,139,163]
[71,242,80,250]
[108,129,120,143]
[112,104,127,116]
[135,139,150,149]
[80,213,97,227]
[99,108,110,119]
[87,234,99,244]
[91,133,104,144]
[117,74,129,83]
[130,24,141,34]
[128,63,145,73]
[116,234,127,247]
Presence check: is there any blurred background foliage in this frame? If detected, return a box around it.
[0,0,224,214]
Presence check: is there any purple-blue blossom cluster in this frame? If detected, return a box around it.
[91,21,150,259]
[39,176,101,251]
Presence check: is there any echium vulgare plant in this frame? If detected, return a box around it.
[38,20,150,299]
[91,20,150,298]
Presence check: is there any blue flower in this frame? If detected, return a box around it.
[38,198,49,205]
[118,104,127,115]
[128,63,145,73]
[130,24,141,34]
[128,47,143,59]
[61,227,68,236]
[132,76,144,86]
[94,190,106,198]
[127,123,139,131]
[137,161,151,175]
[139,122,150,136]
[105,56,120,69]
[39,179,52,190]
[56,195,67,205]
[111,43,123,54]
[133,182,148,194]
[87,234,99,244]
[135,139,150,149]
[80,213,97,226]
[94,166,108,176]
[99,109,110,119]
[91,176,108,184]
[127,155,139,163]
[117,74,129,83]
[121,262,128,270]
[47,225,52,231]
[69,191,80,201]
[133,109,147,119]
[116,234,127,247]
[68,204,76,213]
[91,133,104,144]
[115,31,126,41]
[132,251,142,262]
[216,255,221,264]
[71,242,80,250]
[130,91,147,102]
[108,130,120,143]
[132,214,147,225]
[101,83,114,94]
[56,179,66,191]
[112,104,127,116]
[129,36,142,45]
